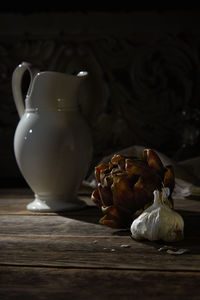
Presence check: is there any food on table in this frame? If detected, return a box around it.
[91,149,175,228]
[130,188,184,242]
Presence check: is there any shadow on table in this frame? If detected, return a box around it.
[57,202,200,252]
[57,203,103,225]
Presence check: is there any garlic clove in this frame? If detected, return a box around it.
[157,205,184,242]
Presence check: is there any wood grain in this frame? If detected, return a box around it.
[0,235,200,271]
[0,266,199,300]
[0,189,200,300]
[0,214,115,236]
[0,188,95,215]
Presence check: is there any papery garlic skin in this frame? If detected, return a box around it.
[130,188,184,242]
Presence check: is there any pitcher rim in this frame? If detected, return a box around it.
[35,70,88,79]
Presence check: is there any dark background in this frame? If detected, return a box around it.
[0,7,200,187]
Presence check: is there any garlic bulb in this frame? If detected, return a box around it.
[130,188,184,242]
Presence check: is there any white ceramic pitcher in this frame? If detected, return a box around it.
[12,62,93,212]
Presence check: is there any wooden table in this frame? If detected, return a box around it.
[0,188,200,299]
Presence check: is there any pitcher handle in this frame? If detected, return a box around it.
[12,62,33,119]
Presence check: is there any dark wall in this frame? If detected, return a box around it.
[0,10,200,186]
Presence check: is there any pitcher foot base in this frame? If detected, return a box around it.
[27,195,86,212]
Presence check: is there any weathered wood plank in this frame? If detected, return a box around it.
[1,188,200,215]
[0,235,199,271]
[0,189,199,300]
[0,266,199,300]
[0,214,115,236]
[0,200,100,216]
[0,189,200,273]
[0,188,95,215]
[0,208,199,240]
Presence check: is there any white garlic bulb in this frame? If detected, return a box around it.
[130,188,184,242]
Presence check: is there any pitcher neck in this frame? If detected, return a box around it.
[26,71,87,112]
